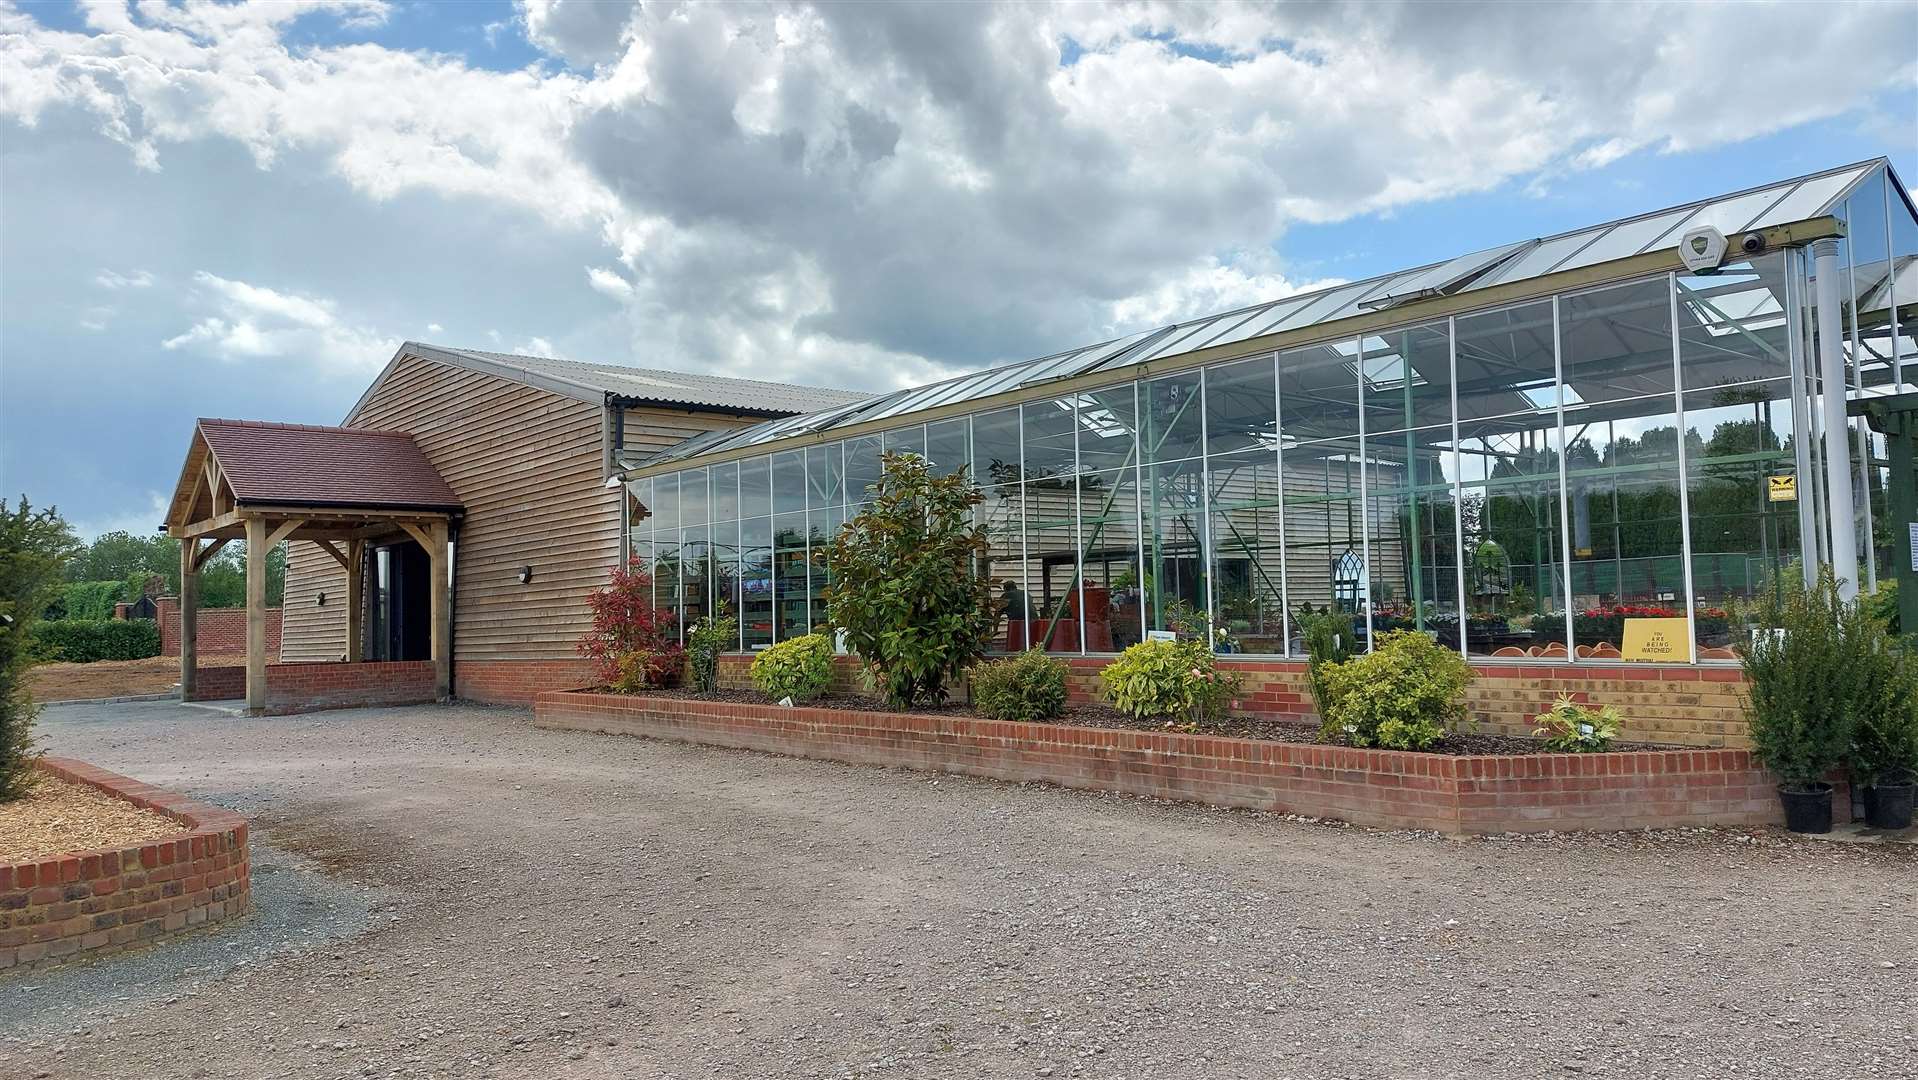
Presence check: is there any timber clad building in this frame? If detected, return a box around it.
[167,159,1918,725]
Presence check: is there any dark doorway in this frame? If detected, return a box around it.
[367,541,431,661]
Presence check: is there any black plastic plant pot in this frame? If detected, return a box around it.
[1778,783,1834,834]
[1862,782,1916,830]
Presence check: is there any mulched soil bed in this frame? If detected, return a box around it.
[599,688,1678,756]
[0,775,188,863]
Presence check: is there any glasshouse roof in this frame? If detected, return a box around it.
[642,158,1899,469]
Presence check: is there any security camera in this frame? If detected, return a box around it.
[1679,226,1728,274]
[1740,232,1767,256]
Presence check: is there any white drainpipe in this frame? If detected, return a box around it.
[1812,238,1859,600]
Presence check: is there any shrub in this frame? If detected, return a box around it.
[1297,607,1355,725]
[1100,638,1241,727]
[1846,597,1917,786]
[28,618,160,663]
[1319,630,1471,751]
[1734,567,1857,790]
[578,558,683,690]
[1531,695,1622,752]
[971,649,1068,723]
[824,452,995,709]
[52,580,127,621]
[3,496,80,802]
[751,633,835,703]
[686,611,739,694]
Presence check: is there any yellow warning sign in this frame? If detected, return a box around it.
[1620,617,1690,662]
[1767,475,1797,502]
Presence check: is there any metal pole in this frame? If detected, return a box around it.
[1813,238,1860,599]
[1786,252,1819,587]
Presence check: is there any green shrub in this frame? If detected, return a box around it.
[1297,607,1355,724]
[824,452,996,708]
[1866,578,1900,636]
[751,633,835,703]
[4,496,80,802]
[1734,566,1857,790]
[1846,596,1918,786]
[1319,630,1471,751]
[1100,638,1241,727]
[1531,695,1622,752]
[28,618,160,663]
[971,650,1068,723]
[54,580,127,621]
[686,611,739,694]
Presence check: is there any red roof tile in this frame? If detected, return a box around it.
[197,419,462,512]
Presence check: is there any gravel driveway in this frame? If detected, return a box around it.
[2,699,1913,1080]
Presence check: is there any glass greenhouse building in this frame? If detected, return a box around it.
[618,159,1918,665]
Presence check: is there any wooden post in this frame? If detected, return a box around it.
[179,538,198,701]
[245,516,267,713]
[428,521,451,700]
[344,539,365,663]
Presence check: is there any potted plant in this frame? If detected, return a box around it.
[1849,610,1918,830]
[1734,567,1856,833]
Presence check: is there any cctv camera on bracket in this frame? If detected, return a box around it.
[1679,225,1728,274]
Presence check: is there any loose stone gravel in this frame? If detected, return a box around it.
[2,698,1913,1080]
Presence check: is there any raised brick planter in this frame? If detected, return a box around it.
[185,660,437,714]
[2,759,251,974]
[534,690,1789,835]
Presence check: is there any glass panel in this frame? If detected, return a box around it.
[710,517,741,638]
[1562,398,1688,658]
[1361,321,1452,435]
[710,462,739,524]
[651,471,681,536]
[926,419,970,478]
[1458,414,1567,658]
[1078,467,1143,653]
[882,426,926,459]
[1364,428,1460,648]
[1204,355,1277,456]
[1677,255,1792,390]
[1022,399,1079,483]
[1278,341,1360,443]
[1020,477,1080,653]
[1076,384,1139,473]
[679,467,709,528]
[1683,379,1801,656]
[1454,300,1559,423]
[771,451,806,515]
[654,530,683,643]
[845,435,883,504]
[1207,449,1285,655]
[978,483,1026,651]
[773,511,809,642]
[807,505,842,634]
[1844,170,1896,391]
[1891,181,1918,384]
[1563,208,1694,267]
[805,445,841,510]
[1141,372,1204,463]
[625,476,653,546]
[1280,438,1366,649]
[1144,454,1208,637]
[740,517,773,649]
[682,524,713,633]
[973,407,1023,486]
[1560,277,1676,406]
[739,457,771,519]
[1757,166,1872,226]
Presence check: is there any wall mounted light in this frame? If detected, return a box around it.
[518,566,534,585]
[316,591,327,607]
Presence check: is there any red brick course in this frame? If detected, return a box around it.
[184,661,436,714]
[455,659,600,706]
[535,690,1791,835]
[156,596,282,658]
[1,759,250,974]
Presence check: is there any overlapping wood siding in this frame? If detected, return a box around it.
[283,354,767,663]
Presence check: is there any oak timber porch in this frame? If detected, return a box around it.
[164,419,464,715]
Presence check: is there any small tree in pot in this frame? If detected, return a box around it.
[1735,567,1857,833]
[1849,625,1918,830]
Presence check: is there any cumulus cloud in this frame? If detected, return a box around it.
[161,271,395,371]
[585,265,634,300]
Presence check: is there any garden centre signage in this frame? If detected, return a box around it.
[1620,617,1690,661]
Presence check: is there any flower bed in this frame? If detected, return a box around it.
[534,690,1788,835]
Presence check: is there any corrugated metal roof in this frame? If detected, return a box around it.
[415,343,871,415]
[198,419,463,511]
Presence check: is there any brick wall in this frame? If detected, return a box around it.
[715,653,1751,749]
[2,758,250,973]
[184,661,436,714]
[455,659,600,706]
[156,596,283,659]
[533,691,1789,835]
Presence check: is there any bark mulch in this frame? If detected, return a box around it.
[0,775,188,864]
[603,687,1676,756]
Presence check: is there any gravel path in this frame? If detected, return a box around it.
[2,699,1913,1080]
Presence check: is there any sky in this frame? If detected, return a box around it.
[1,0,1914,539]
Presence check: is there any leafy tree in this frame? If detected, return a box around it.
[578,558,682,689]
[2,496,81,801]
[65,531,179,590]
[824,452,995,708]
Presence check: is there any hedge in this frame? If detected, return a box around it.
[55,580,128,621]
[30,619,161,663]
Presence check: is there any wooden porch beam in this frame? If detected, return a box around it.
[192,537,231,570]
[264,518,305,548]
[313,539,350,569]
[245,516,267,714]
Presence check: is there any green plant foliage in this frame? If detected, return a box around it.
[751,633,835,703]
[1845,595,1918,786]
[28,619,161,663]
[970,649,1068,723]
[1099,638,1241,727]
[1297,608,1355,729]
[579,559,682,690]
[1733,566,1858,790]
[610,648,663,694]
[3,496,81,802]
[1531,694,1623,752]
[1865,578,1900,636]
[1319,631,1471,751]
[686,610,739,694]
[53,580,128,621]
[824,452,995,709]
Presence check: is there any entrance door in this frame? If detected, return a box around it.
[368,541,431,661]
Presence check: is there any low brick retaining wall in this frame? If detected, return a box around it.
[2,759,251,974]
[456,659,599,706]
[534,690,1787,835]
[186,660,437,714]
